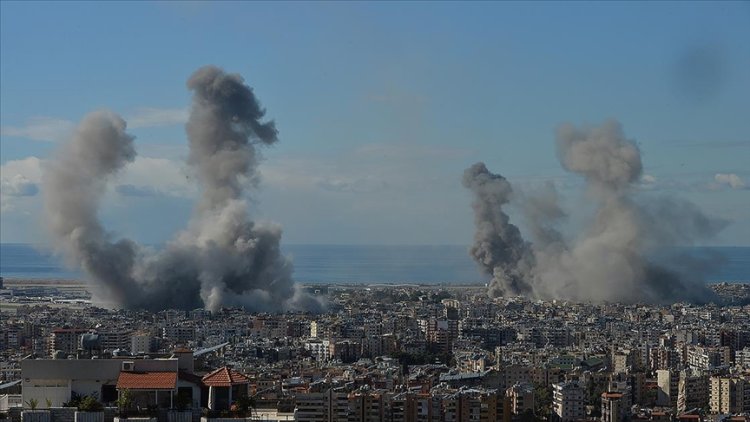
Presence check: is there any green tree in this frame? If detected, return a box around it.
[534,383,552,419]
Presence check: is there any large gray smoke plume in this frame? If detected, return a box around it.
[43,66,324,313]
[465,119,726,304]
[462,163,534,297]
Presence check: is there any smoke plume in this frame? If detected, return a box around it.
[462,163,534,297]
[465,119,726,304]
[43,66,324,313]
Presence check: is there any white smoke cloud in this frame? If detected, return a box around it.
[714,173,746,190]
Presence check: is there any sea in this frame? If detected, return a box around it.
[0,243,748,285]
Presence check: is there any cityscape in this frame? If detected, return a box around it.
[1,2,749,422]
[1,278,750,422]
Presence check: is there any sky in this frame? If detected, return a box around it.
[1,1,748,246]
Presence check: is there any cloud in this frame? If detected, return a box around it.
[317,176,389,193]
[354,143,474,159]
[677,140,750,149]
[115,184,161,197]
[119,156,196,198]
[126,107,189,129]
[0,108,188,143]
[714,173,746,190]
[1,154,195,211]
[261,142,475,194]
[1,174,39,197]
[0,156,43,182]
[641,174,657,184]
[1,156,43,210]
[0,117,75,142]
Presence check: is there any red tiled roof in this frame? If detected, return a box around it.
[117,372,177,390]
[202,367,250,387]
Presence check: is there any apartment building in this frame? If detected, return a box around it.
[552,381,585,422]
[710,376,750,414]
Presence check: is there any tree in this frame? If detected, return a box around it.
[534,383,552,419]
[116,389,133,416]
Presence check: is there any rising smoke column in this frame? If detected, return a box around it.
[43,111,141,305]
[43,66,324,312]
[462,163,535,297]
[465,119,725,304]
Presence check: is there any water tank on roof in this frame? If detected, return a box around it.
[53,350,67,359]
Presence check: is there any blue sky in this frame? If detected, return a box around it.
[1,1,748,245]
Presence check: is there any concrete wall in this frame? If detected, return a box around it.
[131,360,178,373]
[49,408,75,422]
[175,381,201,410]
[21,361,122,381]
[22,360,122,408]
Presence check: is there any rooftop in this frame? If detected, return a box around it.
[116,372,177,390]
[202,366,250,387]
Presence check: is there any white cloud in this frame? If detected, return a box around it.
[261,142,475,195]
[118,156,196,198]
[126,107,188,129]
[714,173,746,190]
[0,117,75,142]
[0,156,43,182]
[354,143,474,159]
[0,156,43,211]
[1,174,38,197]
[317,176,389,193]
[1,154,196,212]
[0,107,188,143]
[641,174,657,184]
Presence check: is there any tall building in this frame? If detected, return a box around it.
[657,369,679,408]
[552,381,585,422]
[98,329,132,351]
[677,369,709,414]
[435,388,500,422]
[49,328,88,356]
[294,392,329,422]
[131,333,155,354]
[601,392,625,422]
[347,389,387,422]
[736,348,750,368]
[419,318,459,354]
[304,338,331,362]
[710,376,750,415]
[386,391,442,422]
[506,382,534,416]
[686,346,731,371]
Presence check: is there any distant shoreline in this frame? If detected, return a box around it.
[1,277,747,287]
[3,243,749,284]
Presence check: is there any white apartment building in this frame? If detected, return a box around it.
[552,381,585,422]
